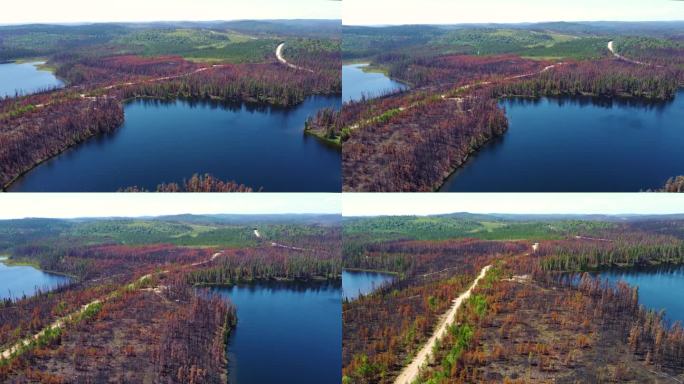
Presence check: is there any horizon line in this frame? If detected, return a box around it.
[0,212,342,220]
[0,18,341,27]
[343,212,684,218]
[343,19,684,27]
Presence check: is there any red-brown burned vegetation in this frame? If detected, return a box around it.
[343,93,508,191]
[415,264,684,383]
[1,280,236,384]
[493,59,682,100]
[343,239,526,383]
[55,55,199,86]
[0,96,124,189]
[1,46,340,190]
[1,218,340,382]
[120,173,257,192]
[123,61,339,106]
[531,232,684,272]
[660,176,684,192]
[344,219,684,383]
[379,54,549,88]
[0,282,120,353]
[187,243,341,285]
[12,244,216,280]
[341,47,683,191]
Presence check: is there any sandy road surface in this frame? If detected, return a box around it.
[276,43,314,72]
[1,249,223,361]
[393,265,492,384]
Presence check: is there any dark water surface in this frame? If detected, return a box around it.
[441,91,684,192]
[9,96,341,192]
[596,265,684,324]
[0,258,71,300]
[343,63,407,102]
[0,61,63,98]
[343,270,395,300]
[211,281,341,384]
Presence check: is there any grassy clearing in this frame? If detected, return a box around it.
[113,29,278,62]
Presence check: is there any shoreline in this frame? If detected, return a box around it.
[192,274,342,288]
[1,256,78,280]
[434,88,682,192]
[3,91,342,191]
[303,128,343,149]
[343,267,401,276]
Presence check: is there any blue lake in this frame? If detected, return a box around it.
[9,96,341,192]
[343,63,407,102]
[0,61,63,98]
[596,265,684,324]
[441,91,684,192]
[0,257,71,300]
[212,281,341,384]
[343,270,395,300]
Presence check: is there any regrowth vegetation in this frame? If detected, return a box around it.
[343,214,684,383]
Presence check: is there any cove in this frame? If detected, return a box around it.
[343,63,407,102]
[343,270,395,300]
[211,281,341,384]
[440,90,684,192]
[596,265,684,324]
[0,257,71,300]
[0,61,63,98]
[8,96,341,192]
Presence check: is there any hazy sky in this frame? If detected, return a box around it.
[344,0,684,25]
[0,194,340,219]
[0,0,340,25]
[343,194,684,216]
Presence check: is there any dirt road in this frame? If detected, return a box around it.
[276,43,313,72]
[0,299,102,360]
[607,41,651,66]
[393,265,492,384]
[0,248,225,361]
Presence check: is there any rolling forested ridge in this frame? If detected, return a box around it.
[338,22,684,191]
[0,20,341,191]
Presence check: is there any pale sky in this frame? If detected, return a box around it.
[343,194,684,217]
[0,194,340,219]
[0,0,340,25]
[344,0,684,26]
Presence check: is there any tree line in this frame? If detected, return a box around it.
[187,246,341,285]
[0,96,124,189]
[343,94,508,191]
[492,59,681,101]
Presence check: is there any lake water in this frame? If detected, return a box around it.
[0,258,71,300]
[343,63,407,102]
[596,265,684,324]
[8,96,341,192]
[343,270,395,300]
[0,61,63,98]
[441,91,684,192]
[211,281,341,384]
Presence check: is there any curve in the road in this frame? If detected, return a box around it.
[276,43,314,73]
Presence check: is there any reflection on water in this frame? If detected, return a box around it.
[0,257,71,300]
[441,90,684,192]
[343,270,395,300]
[10,95,341,192]
[0,61,63,98]
[343,63,407,102]
[211,280,341,384]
